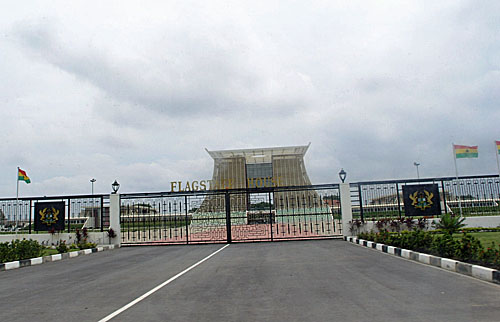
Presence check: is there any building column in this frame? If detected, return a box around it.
[340,182,353,237]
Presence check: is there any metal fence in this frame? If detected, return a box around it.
[351,174,500,221]
[119,184,341,245]
[1,174,497,237]
[0,194,109,233]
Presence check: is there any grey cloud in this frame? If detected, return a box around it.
[1,1,500,196]
[12,20,315,123]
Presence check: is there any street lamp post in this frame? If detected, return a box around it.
[111,180,120,194]
[90,178,96,195]
[338,168,347,183]
[413,162,420,179]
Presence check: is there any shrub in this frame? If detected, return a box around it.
[386,233,401,247]
[0,242,15,263]
[349,219,365,234]
[0,239,44,263]
[82,228,88,241]
[403,217,415,230]
[374,230,389,244]
[389,220,401,232]
[74,227,94,249]
[107,228,117,238]
[13,239,44,260]
[359,231,377,242]
[405,230,433,252]
[375,219,388,231]
[75,229,82,244]
[358,231,369,240]
[478,243,500,269]
[416,217,428,230]
[78,242,97,250]
[455,233,482,262]
[56,240,69,253]
[356,226,500,270]
[430,234,457,258]
[433,213,466,235]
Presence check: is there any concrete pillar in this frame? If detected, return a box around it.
[340,182,353,237]
[109,193,121,247]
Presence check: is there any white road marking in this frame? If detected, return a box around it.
[98,244,231,322]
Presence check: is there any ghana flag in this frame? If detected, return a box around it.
[18,168,31,183]
[454,144,478,159]
[496,141,500,154]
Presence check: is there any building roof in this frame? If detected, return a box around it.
[206,143,310,163]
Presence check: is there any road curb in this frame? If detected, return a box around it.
[0,245,117,272]
[344,236,500,285]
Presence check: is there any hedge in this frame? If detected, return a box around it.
[0,239,44,263]
[358,230,500,270]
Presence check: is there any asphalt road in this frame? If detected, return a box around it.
[1,240,500,322]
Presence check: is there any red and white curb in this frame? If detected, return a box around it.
[0,245,117,272]
[345,236,500,285]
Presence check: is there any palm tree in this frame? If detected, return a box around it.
[433,213,466,235]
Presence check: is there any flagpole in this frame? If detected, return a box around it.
[452,144,463,217]
[495,141,500,177]
[496,142,500,214]
[16,167,19,233]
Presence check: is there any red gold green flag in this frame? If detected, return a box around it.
[453,144,478,159]
[18,168,31,184]
[496,141,500,155]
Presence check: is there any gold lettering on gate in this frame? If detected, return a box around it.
[169,176,283,192]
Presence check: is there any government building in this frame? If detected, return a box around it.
[199,144,318,212]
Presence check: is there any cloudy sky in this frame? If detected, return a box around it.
[1,1,499,197]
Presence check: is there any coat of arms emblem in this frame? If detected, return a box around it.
[403,184,441,216]
[34,202,65,231]
[409,190,433,210]
[39,207,60,226]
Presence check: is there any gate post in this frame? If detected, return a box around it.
[340,183,353,237]
[109,193,121,247]
[225,192,232,243]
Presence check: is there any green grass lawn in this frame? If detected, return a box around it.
[352,206,500,220]
[120,221,190,230]
[455,231,500,248]
[42,248,80,256]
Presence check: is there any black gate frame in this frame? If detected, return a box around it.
[119,184,341,245]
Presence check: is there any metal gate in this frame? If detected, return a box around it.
[119,184,341,245]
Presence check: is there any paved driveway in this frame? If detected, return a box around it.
[1,239,499,321]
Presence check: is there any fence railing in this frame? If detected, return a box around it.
[1,174,498,235]
[0,194,109,233]
[351,174,500,221]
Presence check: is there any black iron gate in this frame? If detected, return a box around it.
[119,184,341,245]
